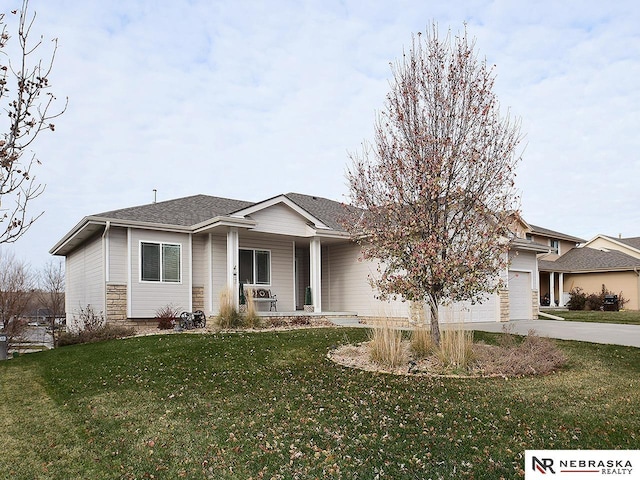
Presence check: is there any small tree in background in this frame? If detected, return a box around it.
[37,259,64,346]
[1,0,66,245]
[0,249,34,346]
[344,23,522,345]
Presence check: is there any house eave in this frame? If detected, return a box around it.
[50,216,194,256]
[192,216,258,234]
[509,238,550,253]
[50,217,106,256]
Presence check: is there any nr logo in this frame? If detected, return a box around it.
[532,456,556,474]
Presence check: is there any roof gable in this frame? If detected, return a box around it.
[584,235,640,260]
[228,193,349,232]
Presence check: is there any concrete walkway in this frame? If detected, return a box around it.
[328,317,640,348]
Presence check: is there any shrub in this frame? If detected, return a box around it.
[567,287,586,310]
[58,324,134,347]
[75,304,105,332]
[216,287,242,329]
[409,326,434,359]
[477,330,567,376]
[155,304,181,330]
[368,322,407,368]
[568,284,628,311]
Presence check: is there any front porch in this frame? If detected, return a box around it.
[539,270,570,308]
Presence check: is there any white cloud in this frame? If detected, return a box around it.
[2,0,639,267]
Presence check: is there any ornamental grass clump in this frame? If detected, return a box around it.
[216,287,242,329]
[367,322,407,368]
[243,288,261,328]
[437,325,474,371]
[410,325,435,359]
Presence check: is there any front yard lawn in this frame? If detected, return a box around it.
[544,309,640,325]
[1,328,639,479]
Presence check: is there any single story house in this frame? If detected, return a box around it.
[539,235,640,310]
[50,193,548,329]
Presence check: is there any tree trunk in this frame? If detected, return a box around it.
[427,294,441,345]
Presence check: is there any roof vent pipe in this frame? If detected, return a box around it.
[153,189,157,204]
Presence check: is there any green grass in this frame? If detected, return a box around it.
[1,328,639,479]
[545,309,640,325]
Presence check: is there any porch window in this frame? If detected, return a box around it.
[141,242,181,283]
[239,248,271,285]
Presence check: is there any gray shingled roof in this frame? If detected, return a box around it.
[93,192,350,231]
[539,247,640,272]
[528,224,585,243]
[94,194,254,226]
[284,193,349,231]
[605,236,640,252]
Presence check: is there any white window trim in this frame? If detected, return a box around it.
[139,240,183,284]
[239,248,272,286]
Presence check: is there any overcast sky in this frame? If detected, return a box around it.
[2,0,639,269]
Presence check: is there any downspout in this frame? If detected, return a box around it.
[102,221,111,321]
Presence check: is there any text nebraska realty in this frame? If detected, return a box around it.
[559,459,632,475]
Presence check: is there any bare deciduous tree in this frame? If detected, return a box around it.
[0,249,34,346]
[37,258,64,346]
[343,24,523,345]
[1,0,66,244]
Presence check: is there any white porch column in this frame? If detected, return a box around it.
[227,227,239,308]
[310,238,322,312]
[549,272,555,307]
[558,273,565,307]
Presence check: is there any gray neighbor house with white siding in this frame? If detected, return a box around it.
[50,192,547,329]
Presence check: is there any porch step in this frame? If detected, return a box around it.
[327,317,363,327]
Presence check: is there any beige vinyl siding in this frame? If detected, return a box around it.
[65,233,104,328]
[295,247,309,310]
[321,246,330,311]
[129,229,191,318]
[248,203,311,237]
[210,234,227,314]
[326,242,505,322]
[509,250,537,281]
[240,237,295,311]
[108,227,128,283]
[325,243,409,318]
[531,236,578,260]
[192,235,206,287]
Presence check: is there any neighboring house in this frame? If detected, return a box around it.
[539,235,640,310]
[50,193,547,329]
[526,224,586,307]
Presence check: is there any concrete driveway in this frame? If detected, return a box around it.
[329,317,640,348]
[465,319,640,348]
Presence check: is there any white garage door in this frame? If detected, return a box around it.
[439,294,499,323]
[509,271,532,320]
